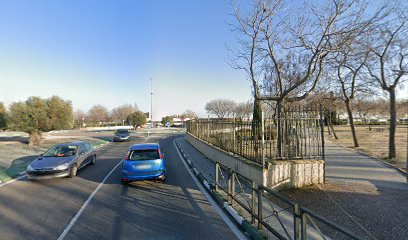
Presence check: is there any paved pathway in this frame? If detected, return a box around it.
[325,141,408,190]
[284,140,408,240]
[178,136,408,239]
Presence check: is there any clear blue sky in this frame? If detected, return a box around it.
[0,0,251,120]
[0,1,406,121]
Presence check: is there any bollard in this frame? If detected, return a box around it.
[294,204,301,240]
[231,172,236,207]
[251,182,257,224]
[215,162,219,192]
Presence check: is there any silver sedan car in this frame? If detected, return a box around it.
[27,141,96,180]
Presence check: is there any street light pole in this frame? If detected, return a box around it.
[150,77,153,124]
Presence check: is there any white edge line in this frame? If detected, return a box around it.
[173,140,247,240]
[203,180,210,190]
[224,203,244,225]
[57,159,123,240]
[187,159,192,165]
[0,174,27,188]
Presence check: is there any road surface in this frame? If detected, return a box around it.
[0,134,242,240]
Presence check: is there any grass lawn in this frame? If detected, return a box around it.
[327,125,407,170]
[0,131,111,183]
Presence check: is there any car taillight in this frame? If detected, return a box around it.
[124,151,130,160]
[158,150,163,159]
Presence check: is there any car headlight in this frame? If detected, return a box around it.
[27,164,34,171]
[54,163,69,170]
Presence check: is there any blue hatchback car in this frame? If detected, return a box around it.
[121,143,166,182]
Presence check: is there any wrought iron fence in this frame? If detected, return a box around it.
[187,106,324,164]
[215,162,364,240]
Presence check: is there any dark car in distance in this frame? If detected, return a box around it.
[26,141,96,180]
[113,129,130,142]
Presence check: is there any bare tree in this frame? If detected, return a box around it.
[233,101,253,120]
[353,98,377,125]
[229,0,370,112]
[88,104,109,125]
[365,9,408,159]
[331,47,371,147]
[205,99,236,119]
[229,0,372,156]
[181,109,198,119]
[111,104,138,125]
[73,109,86,127]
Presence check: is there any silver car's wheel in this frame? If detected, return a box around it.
[69,164,78,178]
[91,155,96,165]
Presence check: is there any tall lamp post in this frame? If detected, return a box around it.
[150,77,153,124]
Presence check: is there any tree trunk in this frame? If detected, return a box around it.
[252,99,263,160]
[276,100,283,158]
[388,89,397,159]
[345,99,359,148]
[28,131,42,145]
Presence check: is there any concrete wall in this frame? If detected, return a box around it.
[265,160,325,189]
[185,134,264,185]
[185,133,325,189]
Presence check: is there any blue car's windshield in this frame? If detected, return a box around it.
[43,145,78,157]
[129,149,160,161]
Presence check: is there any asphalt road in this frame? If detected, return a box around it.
[0,134,241,240]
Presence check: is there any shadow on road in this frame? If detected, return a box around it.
[0,155,37,181]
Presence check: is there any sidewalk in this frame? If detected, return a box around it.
[176,137,333,240]
[284,141,408,240]
[325,141,407,190]
[177,136,408,240]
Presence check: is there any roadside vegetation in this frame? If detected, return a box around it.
[0,131,111,183]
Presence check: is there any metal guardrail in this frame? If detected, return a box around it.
[215,161,364,240]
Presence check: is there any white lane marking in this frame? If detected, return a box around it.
[0,174,27,188]
[57,159,123,240]
[173,140,247,240]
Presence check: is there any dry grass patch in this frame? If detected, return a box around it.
[328,126,407,170]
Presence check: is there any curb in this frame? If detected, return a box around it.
[94,140,112,149]
[328,139,407,177]
[175,139,265,240]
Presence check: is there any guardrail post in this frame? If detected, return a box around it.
[228,170,232,205]
[301,212,307,240]
[231,172,236,207]
[251,182,257,224]
[215,162,219,192]
[294,204,301,240]
[257,188,263,230]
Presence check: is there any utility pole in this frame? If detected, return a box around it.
[150,77,153,124]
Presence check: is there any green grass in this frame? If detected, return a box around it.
[87,137,111,147]
[0,155,37,182]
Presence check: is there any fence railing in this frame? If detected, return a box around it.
[215,162,364,240]
[187,107,324,164]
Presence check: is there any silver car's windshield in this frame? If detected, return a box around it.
[43,145,78,157]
